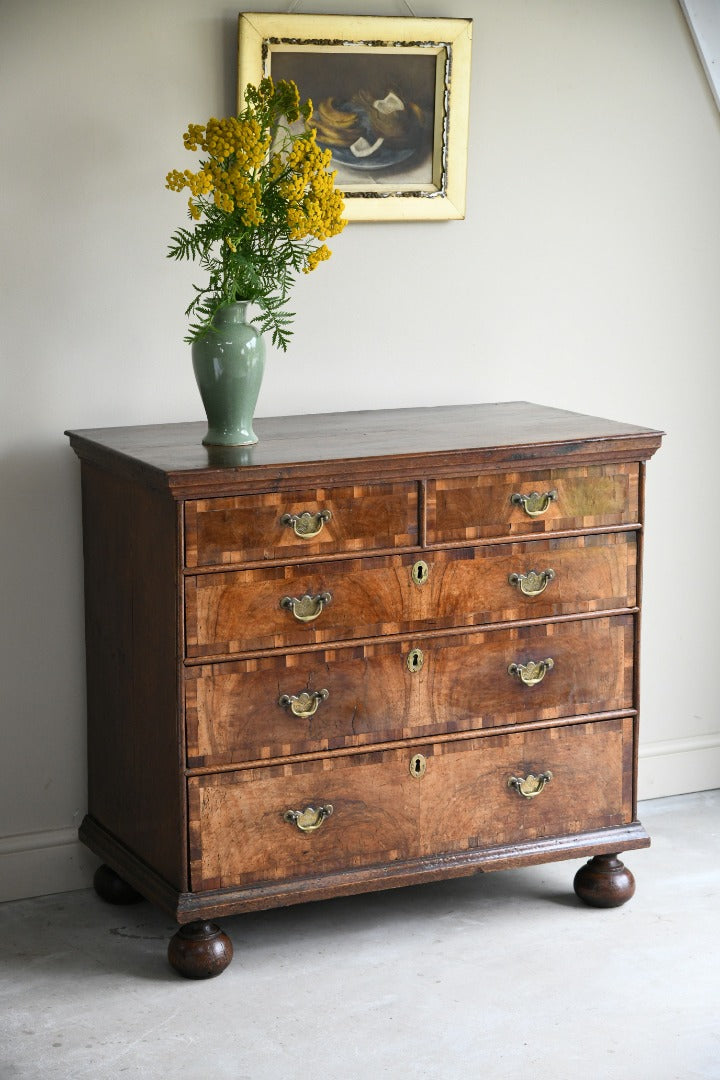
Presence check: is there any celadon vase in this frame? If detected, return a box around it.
[191,301,265,446]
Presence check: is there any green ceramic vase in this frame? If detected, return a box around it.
[191,301,265,446]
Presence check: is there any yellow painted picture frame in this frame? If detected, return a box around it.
[238,13,472,222]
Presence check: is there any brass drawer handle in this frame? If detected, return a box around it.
[510,489,558,517]
[281,510,332,539]
[508,771,553,798]
[508,657,554,686]
[508,568,555,597]
[283,804,333,832]
[280,591,332,623]
[278,689,329,718]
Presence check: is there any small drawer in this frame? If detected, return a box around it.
[184,533,637,658]
[185,615,635,768]
[188,717,634,891]
[185,482,418,567]
[426,463,639,544]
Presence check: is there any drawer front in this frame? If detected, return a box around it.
[188,717,634,891]
[185,482,418,567]
[186,615,635,767]
[185,533,637,657]
[426,463,639,544]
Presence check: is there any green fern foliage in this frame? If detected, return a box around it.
[165,77,346,349]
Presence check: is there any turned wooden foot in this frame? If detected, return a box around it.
[168,921,233,979]
[573,854,636,908]
[93,864,144,905]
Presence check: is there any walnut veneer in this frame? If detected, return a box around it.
[66,401,662,978]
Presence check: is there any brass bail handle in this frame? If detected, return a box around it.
[508,568,555,597]
[278,689,329,718]
[508,657,554,687]
[508,771,553,798]
[283,804,333,832]
[281,509,332,539]
[280,592,332,623]
[510,489,558,518]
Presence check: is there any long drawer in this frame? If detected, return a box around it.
[185,614,635,768]
[426,463,639,544]
[185,533,637,657]
[188,717,634,892]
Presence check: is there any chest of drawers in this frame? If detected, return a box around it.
[67,402,662,978]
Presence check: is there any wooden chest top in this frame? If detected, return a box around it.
[66,401,663,495]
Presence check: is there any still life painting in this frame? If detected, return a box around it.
[271,51,436,186]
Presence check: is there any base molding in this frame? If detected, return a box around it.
[78,814,650,924]
[638,733,720,800]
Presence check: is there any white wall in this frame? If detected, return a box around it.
[1,0,719,902]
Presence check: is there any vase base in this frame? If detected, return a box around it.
[202,431,258,447]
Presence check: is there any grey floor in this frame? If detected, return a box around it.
[1,791,718,1080]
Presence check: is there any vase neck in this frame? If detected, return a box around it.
[214,301,251,326]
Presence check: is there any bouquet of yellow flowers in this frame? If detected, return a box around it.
[166,78,346,349]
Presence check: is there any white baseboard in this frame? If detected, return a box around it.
[638,732,720,801]
[0,827,97,904]
[1,736,718,904]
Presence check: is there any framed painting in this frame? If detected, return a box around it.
[237,13,473,222]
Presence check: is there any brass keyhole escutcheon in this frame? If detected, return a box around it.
[410,753,427,779]
[411,560,429,586]
[407,648,424,673]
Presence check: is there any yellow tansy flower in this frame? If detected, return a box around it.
[166,77,346,351]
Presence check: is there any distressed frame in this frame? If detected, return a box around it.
[237,13,472,222]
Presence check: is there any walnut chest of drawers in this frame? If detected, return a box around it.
[67,401,663,978]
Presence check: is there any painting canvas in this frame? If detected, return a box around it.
[271,50,437,190]
[238,14,472,221]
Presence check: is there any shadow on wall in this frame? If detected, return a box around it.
[0,442,87,821]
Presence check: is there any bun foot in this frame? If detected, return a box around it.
[93,864,144,905]
[574,854,636,908]
[168,921,233,979]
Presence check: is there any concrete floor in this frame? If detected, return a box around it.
[0,791,718,1080]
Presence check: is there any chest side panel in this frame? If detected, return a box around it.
[81,462,185,890]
